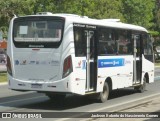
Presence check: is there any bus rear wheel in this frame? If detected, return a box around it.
[98,82,109,103]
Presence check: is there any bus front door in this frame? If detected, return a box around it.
[86,30,97,92]
[133,34,142,84]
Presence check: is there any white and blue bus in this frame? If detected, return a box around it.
[7,12,154,102]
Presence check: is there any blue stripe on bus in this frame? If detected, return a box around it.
[98,58,125,68]
[82,58,125,69]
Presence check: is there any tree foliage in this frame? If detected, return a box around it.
[122,0,155,28]
[0,0,159,38]
[90,0,124,20]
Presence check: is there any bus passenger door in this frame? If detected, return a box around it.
[86,30,97,92]
[133,34,142,84]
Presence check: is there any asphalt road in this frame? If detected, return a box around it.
[0,67,160,121]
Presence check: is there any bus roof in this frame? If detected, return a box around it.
[22,12,148,33]
[58,14,148,32]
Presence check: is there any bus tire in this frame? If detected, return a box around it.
[134,77,146,93]
[98,82,109,103]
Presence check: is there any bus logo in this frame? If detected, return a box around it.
[15,60,19,65]
[20,60,27,65]
[98,58,124,68]
[78,61,81,67]
[101,62,104,66]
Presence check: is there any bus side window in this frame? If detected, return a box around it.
[74,28,86,57]
[98,33,106,55]
[98,28,116,55]
[143,34,153,62]
[117,29,132,55]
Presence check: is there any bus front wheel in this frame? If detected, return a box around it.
[98,82,109,103]
[134,77,147,93]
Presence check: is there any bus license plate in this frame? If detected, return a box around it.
[31,84,42,89]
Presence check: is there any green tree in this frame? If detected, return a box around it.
[90,0,124,20]
[153,0,160,31]
[0,0,158,39]
[0,0,35,25]
[122,0,155,29]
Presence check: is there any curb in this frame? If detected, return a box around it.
[0,82,7,86]
[107,93,160,112]
[55,93,160,121]
[87,93,160,113]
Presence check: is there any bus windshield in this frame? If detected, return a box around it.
[13,16,64,48]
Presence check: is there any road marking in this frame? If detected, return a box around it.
[55,93,160,121]
[0,95,45,105]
